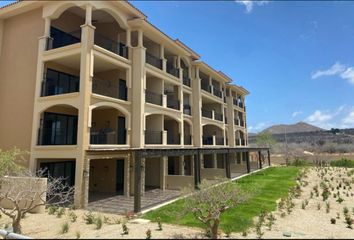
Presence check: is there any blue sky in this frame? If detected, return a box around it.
[2,1,354,132]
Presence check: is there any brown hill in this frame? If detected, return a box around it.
[261,121,324,134]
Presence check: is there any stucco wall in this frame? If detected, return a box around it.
[145,157,160,188]
[89,159,117,193]
[200,168,226,180]
[165,175,193,190]
[0,8,44,156]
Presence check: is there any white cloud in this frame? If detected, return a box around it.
[305,110,333,123]
[235,0,269,13]
[248,122,267,132]
[292,111,303,118]
[340,67,354,85]
[342,111,354,125]
[311,62,354,85]
[311,62,346,79]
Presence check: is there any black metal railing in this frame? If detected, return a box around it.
[46,27,81,50]
[183,105,191,115]
[203,136,213,145]
[94,33,128,59]
[146,52,162,69]
[184,134,192,145]
[214,112,223,122]
[167,97,180,110]
[239,101,244,108]
[145,90,162,106]
[213,87,222,98]
[235,139,241,146]
[92,77,127,101]
[233,98,238,106]
[202,109,212,119]
[183,75,191,87]
[37,127,77,145]
[216,137,224,145]
[167,66,180,78]
[145,131,163,144]
[241,139,246,146]
[41,69,79,97]
[167,132,180,145]
[240,120,245,127]
[201,81,211,93]
[90,131,126,145]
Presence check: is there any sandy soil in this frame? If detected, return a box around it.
[1,167,354,239]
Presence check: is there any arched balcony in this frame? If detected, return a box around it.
[145,114,181,145]
[202,124,224,146]
[235,130,246,146]
[37,105,78,146]
[90,106,128,146]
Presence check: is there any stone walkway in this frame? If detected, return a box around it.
[87,188,181,214]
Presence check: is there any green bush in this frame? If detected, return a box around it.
[330,158,354,168]
[290,159,311,167]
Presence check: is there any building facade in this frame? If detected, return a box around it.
[0,1,267,211]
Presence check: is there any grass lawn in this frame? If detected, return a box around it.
[143,166,300,233]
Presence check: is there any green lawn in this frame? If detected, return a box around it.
[143,167,300,233]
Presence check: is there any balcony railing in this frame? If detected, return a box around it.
[183,105,191,115]
[213,87,222,98]
[94,33,128,59]
[203,136,213,145]
[236,139,246,146]
[184,134,192,145]
[92,77,127,101]
[201,82,211,93]
[240,120,245,127]
[214,112,223,122]
[167,132,180,145]
[216,137,224,145]
[146,52,162,69]
[145,131,163,144]
[239,102,244,108]
[236,139,241,146]
[145,90,162,106]
[183,75,191,87]
[46,27,81,50]
[233,98,238,106]
[202,109,212,119]
[41,69,79,97]
[90,130,126,145]
[167,66,180,78]
[167,97,180,110]
[234,119,240,126]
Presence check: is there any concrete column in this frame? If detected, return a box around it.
[226,94,235,147]
[268,150,271,166]
[179,156,184,175]
[212,153,217,169]
[82,158,90,208]
[192,65,202,147]
[160,156,167,190]
[131,32,146,148]
[258,151,263,169]
[141,158,145,196]
[134,152,142,213]
[245,152,251,173]
[194,150,201,188]
[225,153,231,178]
[124,157,130,197]
[74,19,95,208]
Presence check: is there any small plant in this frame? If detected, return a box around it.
[113,217,121,225]
[301,201,306,210]
[157,217,162,231]
[266,213,276,230]
[343,207,349,216]
[255,222,264,239]
[345,215,353,229]
[95,216,103,230]
[60,222,69,234]
[310,191,313,199]
[337,197,344,204]
[331,218,336,224]
[146,229,152,239]
[326,202,330,213]
[83,211,95,225]
[242,231,248,237]
[317,203,321,210]
[56,207,65,218]
[69,211,77,223]
[122,222,129,235]
[224,226,232,237]
[280,212,286,218]
[75,231,81,239]
[47,205,58,215]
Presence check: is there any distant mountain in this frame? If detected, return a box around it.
[261,121,324,134]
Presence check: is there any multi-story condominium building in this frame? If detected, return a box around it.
[0,1,269,213]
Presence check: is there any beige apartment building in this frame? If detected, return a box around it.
[0,1,269,213]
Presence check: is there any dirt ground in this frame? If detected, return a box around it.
[1,167,354,239]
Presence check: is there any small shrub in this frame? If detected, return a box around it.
[330,158,354,168]
[146,229,152,239]
[345,215,353,229]
[122,223,129,235]
[326,202,330,213]
[317,203,321,210]
[330,218,336,224]
[83,211,95,225]
[280,212,286,218]
[47,205,58,215]
[157,217,162,231]
[343,207,349,216]
[69,211,77,223]
[301,201,306,210]
[242,231,248,237]
[337,197,344,204]
[95,216,103,230]
[56,208,65,218]
[75,231,81,239]
[224,226,232,237]
[60,222,69,234]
